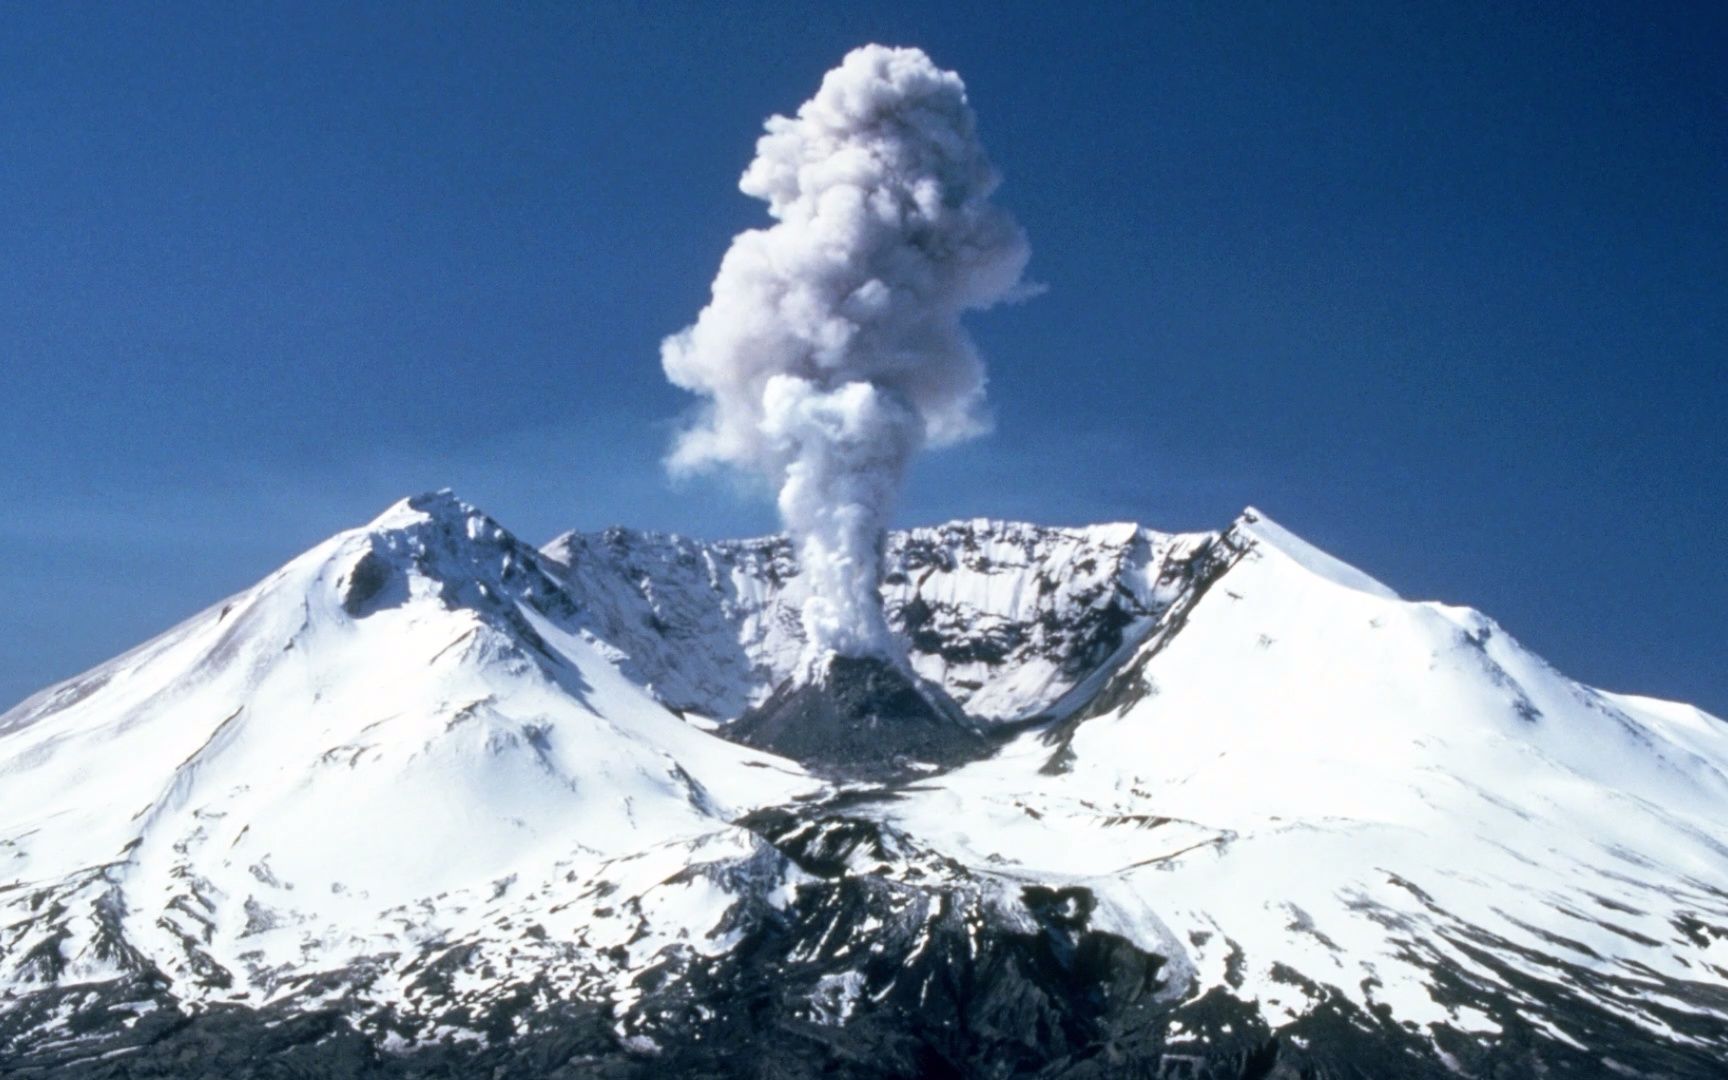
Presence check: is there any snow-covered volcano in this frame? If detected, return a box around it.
[2,492,1724,1078]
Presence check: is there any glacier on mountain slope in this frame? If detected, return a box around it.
[877,509,1728,1043]
[1,492,1724,1070]
[0,493,817,1014]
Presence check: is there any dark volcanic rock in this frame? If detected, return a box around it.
[725,654,990,780]
[15,804,1721,1079]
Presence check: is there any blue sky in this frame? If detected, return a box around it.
[2,3,1723,715]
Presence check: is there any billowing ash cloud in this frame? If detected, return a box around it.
[662,44,1031,666]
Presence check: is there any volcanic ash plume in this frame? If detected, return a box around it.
[662,44,1031,667]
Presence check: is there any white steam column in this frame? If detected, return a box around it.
[661,44,1032,674]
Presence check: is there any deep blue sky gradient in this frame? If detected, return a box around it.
[2,3,1724,713]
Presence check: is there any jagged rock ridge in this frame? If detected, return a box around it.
[540,518,1212,725]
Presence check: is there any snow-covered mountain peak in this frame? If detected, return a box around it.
[1230,504,1400,600]
[361,486,477,530]
[327,488,568,619]
[3,495,1725,1077]
[875,508,1728,1069]
[0,492,819,1016]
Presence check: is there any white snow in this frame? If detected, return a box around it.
[2,495,1724,1056]
[0,492,818,1010]
[871,509,1728,1042]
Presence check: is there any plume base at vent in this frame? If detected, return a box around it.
[726,653,990,780]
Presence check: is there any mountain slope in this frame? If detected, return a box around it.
[878,509,1728,1069]
[1,495,1724,1078]
[0,493,816,1032]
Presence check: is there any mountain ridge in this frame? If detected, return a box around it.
[1,491,1724,1078]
